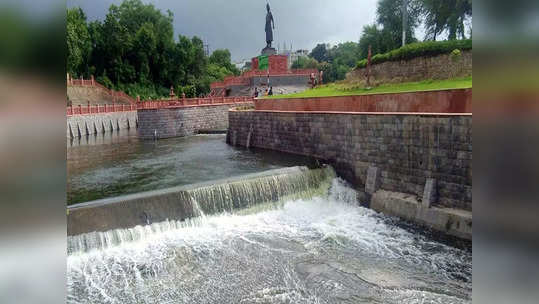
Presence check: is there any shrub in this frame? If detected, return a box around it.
[450,49,462,62]
[356,39,471,68]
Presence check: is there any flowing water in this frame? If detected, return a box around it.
[67,131,315,205]
[67,178,472,304]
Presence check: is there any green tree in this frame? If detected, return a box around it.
[421,0,472,40]
[291,56,319,69]
[358,24,393,59]
[310,43,329,63]
[69,0,245,99]
[376,0,422,49]
[209,49,240,75]
[67,8,91,77]
[328,42,361,67]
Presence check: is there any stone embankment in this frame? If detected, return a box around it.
[137,101,253,139]
[67,111,137,138]
[347,50,472,85]
[227,89,472,239]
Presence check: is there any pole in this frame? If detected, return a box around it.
[402,0,408,47]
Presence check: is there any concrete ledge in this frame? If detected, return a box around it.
[371,190,472,240]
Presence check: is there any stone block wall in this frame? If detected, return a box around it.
[138,103,252,139]
[67,111,137,138]
[348,50,472,85]
[228,110,472,210]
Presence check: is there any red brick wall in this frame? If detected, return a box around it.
[269,55,288,73]
[255,88,472,114]
[252,57,259,70]
[251,55,287,73]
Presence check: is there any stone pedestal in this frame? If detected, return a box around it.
[261,47,277,56]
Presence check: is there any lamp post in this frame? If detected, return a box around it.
[402,0,408,47]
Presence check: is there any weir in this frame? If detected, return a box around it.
[68,166,335,253]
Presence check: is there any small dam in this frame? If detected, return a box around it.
[67,164,471,303]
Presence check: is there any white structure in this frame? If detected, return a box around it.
[278,45,309,69]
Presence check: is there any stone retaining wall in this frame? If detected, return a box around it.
[138,103,252,139]
[67,111,137,138]
[228,110,472,211]
[348,50,472,85]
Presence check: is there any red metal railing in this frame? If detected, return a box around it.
[67,96,253,116]
[138,96,253,110]
[67,104,138,116]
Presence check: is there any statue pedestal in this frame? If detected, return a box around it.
[261,47,277,56]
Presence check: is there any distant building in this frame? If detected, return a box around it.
[279,48,309,69]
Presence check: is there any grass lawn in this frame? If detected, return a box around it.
[264,76,472,99]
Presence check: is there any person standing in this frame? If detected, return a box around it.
[268,86,273,96]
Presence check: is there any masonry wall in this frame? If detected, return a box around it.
[348,50,472,85]
[228,110,472,210]
[138,103,252,139]
[67,111,137,138]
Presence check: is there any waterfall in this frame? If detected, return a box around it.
[68,166,335,254]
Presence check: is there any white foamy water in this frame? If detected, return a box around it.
[67,179,471,304]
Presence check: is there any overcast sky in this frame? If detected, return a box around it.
[67,0,390,62]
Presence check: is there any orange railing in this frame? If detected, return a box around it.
[67,104,138,116]
[138,96,253,110]
[67,96,253,116]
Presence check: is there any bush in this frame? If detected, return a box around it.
[450,49,462,62]
[356,39,471,68]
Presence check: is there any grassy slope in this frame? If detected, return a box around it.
[265,76,472,99]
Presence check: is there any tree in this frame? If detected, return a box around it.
[67,8,91,77]
[328,42,361,67]
[376,0,422,49]
[209,49,240,75]
[358,24,393,59]
[68,0,246,99]
[310,43,329,63]
[291,56,319,69]
[421,0,472,40]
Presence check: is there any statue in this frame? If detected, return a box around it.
[265,4,275,49]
